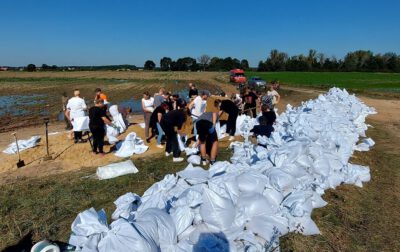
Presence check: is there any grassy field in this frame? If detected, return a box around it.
[247,71,400,92]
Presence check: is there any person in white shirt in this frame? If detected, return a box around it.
[267,84,280,106]
[142,91,154,142]
[188,91,208,138]
[66,89,87,143]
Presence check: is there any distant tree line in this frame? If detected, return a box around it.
[10,64,138,72]
[10,49,399,73]
[257,49,400,72]
[145,55,249,71]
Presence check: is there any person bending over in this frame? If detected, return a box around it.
[149,102,169,148]
[196,119,218,166]
[250,115,274,138]
[214,99,239,141]
[160,107,188,162]
[89,99,112,155]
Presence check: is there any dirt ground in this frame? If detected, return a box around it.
[1,73,399,251]
[1,83,399,183]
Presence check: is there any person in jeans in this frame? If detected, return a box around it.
[66,89,87,143]
[160,108,187,162]
[89,99,112,155]
[141,91,154,143]
[149,102,169,148]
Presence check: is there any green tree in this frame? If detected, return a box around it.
[144,60,156,70]
[198,54,211,71]
[26,64,36,72]
[240,59,249,70]
[160,57,172,71]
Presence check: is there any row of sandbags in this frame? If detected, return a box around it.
[67,88,376,252]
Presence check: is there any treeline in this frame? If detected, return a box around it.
[257,49,400,72]
[8,64,138,72]
[143,56,250,71]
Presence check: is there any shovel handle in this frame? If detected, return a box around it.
[11,132,21,160]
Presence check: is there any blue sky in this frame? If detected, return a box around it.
[1,0,399,67]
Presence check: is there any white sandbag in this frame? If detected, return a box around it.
[3,135,41,154]
[134,208,177,251]
[267,169,297,192]
[109,105,127,133]
[111,192,141,221]
[187,155,201,165]
[287,215,321,235]
[236,171,269,194]
[114,132,148,157]
[98,218,158,252]
[177,134,186,151]
[200,188,235,230]
[73,116,90,132]
[106,124,119,144]
[96,160,138,180]
[236,192,277,219]
[246,215,289,241]
[69,208,109,251]
[177,164,209,184]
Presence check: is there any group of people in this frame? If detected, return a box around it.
[63,81,280,164]
[64,88,130,156]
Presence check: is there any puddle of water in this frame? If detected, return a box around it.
[0,94,47,116]
[119,89,191,114]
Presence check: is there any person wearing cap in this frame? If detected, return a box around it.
[66,89,87,143]
[89,99,113,155]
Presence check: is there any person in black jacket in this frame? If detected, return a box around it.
[214,99,239,141]
[196,119,218,166]
[251,115,274,138]
[160,107,188,162]
[149,102,169,148]
[89,99,112,156]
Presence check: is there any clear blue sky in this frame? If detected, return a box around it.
[1,0,399,67]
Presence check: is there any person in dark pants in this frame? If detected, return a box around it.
[196,119,218,166]
[89,99,112,156]
[214,99,239,141]
[61,92,73,130]
[242,87,258,118]
[160,108,187,162]
[251,115,274,138]
[149,102,169,148]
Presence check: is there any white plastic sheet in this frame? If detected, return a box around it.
[114,132,148,157]
[72,116,89,132]
[3,136,41,154]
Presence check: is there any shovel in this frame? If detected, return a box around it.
[12,132,25,168]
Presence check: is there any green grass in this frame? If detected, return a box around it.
[0,149,233,250]
[247,71,400,92]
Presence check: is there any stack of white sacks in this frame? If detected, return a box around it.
[68,88,376,251]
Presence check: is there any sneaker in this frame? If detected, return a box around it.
[173,157,184,162]
[156,144,164,149]
[229,136,235,141]
[165,152,172,157]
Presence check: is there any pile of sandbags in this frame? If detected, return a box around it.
[67,88,376,251]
